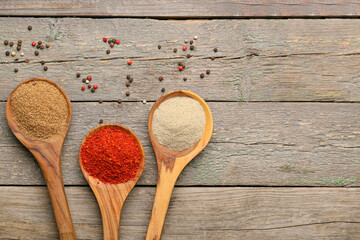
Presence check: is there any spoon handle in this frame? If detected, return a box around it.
[33,148,76,240]
[146,168,179,240]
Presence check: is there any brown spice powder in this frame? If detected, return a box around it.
[10,80,69,140]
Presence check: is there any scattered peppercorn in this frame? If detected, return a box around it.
[173,48,177,53]
[110,42,115,48]
[36,45,40,49]
[116,39,120,44]
[20,52,24,57]
[186,54,191,58]
[184,39,189,43]
[126,91,130,96]
[38,41,42,45]
[211,56,215,61]
[117,99,122,104]
[214,48,218,52]
[14,57,19,61]
[9,42,14,47]
[82,78,86,83]
[129,78,133,83]
[99,119,103,124]
[190,46,194,50]
[32,42,36,47]
[108,39,112,44]
[161,87,165,92]
[28,25,32,30]
[190,40,194,45]
[93,84,98,89]
[5,51,10,56]
[159,76,163,81]
[16,46,21,51]
[81,86,85,91]
[182,46,187,51]
[43,66,48,71]
[127,60,132,65]
[99,99,103,104]
[25,58,30,63]
[87,76,92,81]
[88,84,92,89]
[46,43,50,48]
[178,62,183,66]
[76,73,81,78]
[106,49,110,54]
[206,70,210,74]
[126,82,130,87]
[14,68,18,73]
[103,37,107,42]
[40,45,45,49]
[142,100,147,104]
[18,40,22,44]
[127,75,131,80]
[112,39,116,44]
[194,36,198,40]
[183,77,187,81]
[40,60,45,65]
[200,73,205,78]
[35,51,39,56]
[4,40,8,45]
[91,88,95,93]
[158,45,161,49]
[179,66,184,71]
[85,80,90,84]
[11,51,16,56]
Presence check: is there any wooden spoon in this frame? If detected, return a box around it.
[146,90,213,240]
[79,123,145,240]
[6,78,76,240]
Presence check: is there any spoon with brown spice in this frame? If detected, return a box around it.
[6,78,76,240]
[146,90,213,240]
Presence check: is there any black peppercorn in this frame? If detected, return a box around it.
[206,70,210,74]
[88,84,92,89]
[40,61,45,65]
[186,54,191,58]
[159,76,163,81]
[36,45,40,49]
[99,99,103,104]
[17,42,22,47]
[112,39,116,44]
[76,73,81,78]
[38,41,42,45]
[106,49,110,54]
[82,78,86,83]
[161,87,165,92]
[200,73,205,78]
[129,78,134,83]
[34,51,39,56]
[126,91,130,96]
[43,66,48,71]
[28,25,32,31]
[126,82,130,87]
[5,51,10,56]
[214,48,218,52]
[178,62,183,66]
[127,75,131,80]
[158,45,161,49]
[91,88,95,93]
[190,40,193,45]
[40,45,45,49]
[99,119,103,124]
[4,40,9,45]
[18,40,22,44]
[45,43,50,48]
[183,77,187,81]
[14,68,18,72]
[108,39,112,44]
[117,99,122,104]
[173,48,177,53]
[110,43,114,48]
[190,46,194,50]
[16,46,21,51]
[211,56,215,61]
[9,42,14,47]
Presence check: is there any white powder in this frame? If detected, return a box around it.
[152,96,206,151]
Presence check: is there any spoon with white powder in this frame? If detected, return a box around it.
[146,90,213,240]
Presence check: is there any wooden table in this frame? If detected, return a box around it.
[0,1,359,239]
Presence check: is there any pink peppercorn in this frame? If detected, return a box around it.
[116,39,120,44]
[93,84,98,89]
[127,60,132,65]
[81,86,85,91]
[179,66,183,71]
[103,37,107,42]
[182,46,187,51]
[32,42,36,46]
[87,76,92,81]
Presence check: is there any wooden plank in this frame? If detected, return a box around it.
[1,102,359,186]
[1,1,360,17]
[0,186,359,239]
[1,18,360,102]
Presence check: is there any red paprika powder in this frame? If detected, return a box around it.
[80,127,142,184]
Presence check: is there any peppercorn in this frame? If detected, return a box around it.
[200,73,205,78]
[99,99,103,104]
[186,54,191,58]
[161,87,165,92]
[184,39,189,43]
[35,51,39,56]
[18,40,22,44]
[14,68,18,73]
[110,42,115,48]
[81,86,85,91]
[36,45,40,49]
[99,119,103,124]
[127,60,132,65]
[182,64,186,69]
[46,43,50,48]
[11,51,16,56]
[182,46,187,51]
[106,49,110,54]
[214,48,218,52]
[4,40,9,45]
[76,73,81,78]
[194,36,198,40]
[126,82,130,87]
[126,91,130,96]
[116,39,120,44]
[14,57,19,61]
[159,76,163,81]
[142,100,147,104]
[17,42,22,47]
[43,66,48,71]
[25,58,29,63]
[190,46,194,50]
[40,60,45,65]
[108,39,112,44]
[173,48,177,53]
[82,78,86,83]
[129,78,134,83]
[112,39,116,44]
[32,42,36,47]
[127,75,131,80]
[88,84,92,89]
[16,46,21,51]
[118,99,122,104]
[206,70,210,74]
[211,56,215,61]
[93,84,98,89]
[103,37,107,42]
[91,88,95,93]
[87,76,92,81]
[40,45,45,49]
[183,77,187,81]
[38,41,42,45]
[9,42,14,47]
[5,51,10,56]
[85,80,89,84]
[178,62,183,66]
[20,52,24,57]
[179,66,184,71]
[28,25,32,30]
[190,40,194,45]
[158,45,161,49]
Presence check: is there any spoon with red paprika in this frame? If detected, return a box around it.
[146,90,213,240]
[79,123,145,240]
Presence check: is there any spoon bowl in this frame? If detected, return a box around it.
[146,90,213,240]
[6,78,76,240]
[79,123,145,240]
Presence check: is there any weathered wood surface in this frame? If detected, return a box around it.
[1,102,359,186]
[1,18,360,102]
[0,187,359,240]
[1,1,360,18]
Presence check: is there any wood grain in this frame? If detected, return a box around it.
[1,18,360,101]
[1,102,359,187]
[1,1,360,17]
[0,186,359,240]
